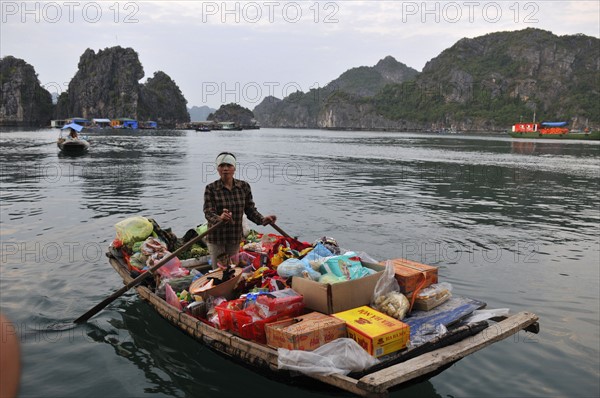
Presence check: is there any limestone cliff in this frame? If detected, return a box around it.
[255,29,600,131]
[0,56,53,126]
[60,47,143,119]
[56,46,189,125]
[139,71,190,125]
[254,56,418,128]
[208,103,257,128]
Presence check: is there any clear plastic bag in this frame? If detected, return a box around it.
[277,258,321,280]
[464,308,510,324]
[277,338,379,376]
[408,322,448,348]
[371,261,410,320]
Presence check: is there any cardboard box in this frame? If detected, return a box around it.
[189,267,243,300]
[332,306,410,358]
[382,258,438,295]
[265,312,347,351]
[291,262,385,314]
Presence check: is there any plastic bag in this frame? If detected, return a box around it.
[148,252,189,278]
[277,258,321,280]
[140,237,167,256]
[464,308,510,324]
[115,216,153,245]
[408,323,448,348]
[165,283,182,310]
[278,338,379,376]
[371,261,410,320]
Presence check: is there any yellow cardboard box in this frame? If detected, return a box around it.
[265,312,347,351]
[332,306,410,358]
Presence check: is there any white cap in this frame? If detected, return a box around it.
[216,153,236,167]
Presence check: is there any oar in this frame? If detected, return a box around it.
[268,221,292,238]
[74,221,223,324]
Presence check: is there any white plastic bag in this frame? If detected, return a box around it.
[464,308,510,324]
[277,338,379,376]
[371,261,410,320]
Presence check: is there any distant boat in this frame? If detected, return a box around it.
[219,122,243,131]
[57,123,90,154]
[195,125,211,132]
[509,120,599,140]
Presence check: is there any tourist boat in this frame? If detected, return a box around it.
[508,120,600,140]
[57,123,90,154]
[219,122,243,131]
[105,246,539,396]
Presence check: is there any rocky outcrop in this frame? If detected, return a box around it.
[55,46,189,126]
[139,71,190,125]
[414,28,599,125]
[208,103,257,127]
[61,47,143,119]
[324,56,419,98]
[0,56,53,126]
[254,56,418,128]
[255,29,600,131]
[188,105,216,121]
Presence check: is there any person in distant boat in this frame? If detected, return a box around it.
[203,152,276,270]
[67,129,79,140]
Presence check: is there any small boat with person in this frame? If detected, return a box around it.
[57,123,90,154]
[74,217,540,397]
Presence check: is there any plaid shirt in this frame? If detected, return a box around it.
[203,178,265,244]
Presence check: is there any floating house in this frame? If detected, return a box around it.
[110,118,138,129]
[91,118,111,128]
[67,117,90,127]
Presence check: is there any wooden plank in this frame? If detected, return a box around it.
[357,311,539,393]
[310,374,384,398]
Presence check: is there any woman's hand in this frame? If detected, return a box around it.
[262,215,277,226]
[220,209,233,223]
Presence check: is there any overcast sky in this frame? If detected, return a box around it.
[1,0,599,111]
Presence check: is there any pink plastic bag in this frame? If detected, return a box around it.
[148,252,189,278]
[165,283,182,310]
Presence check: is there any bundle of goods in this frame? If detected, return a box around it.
[214,289,305,343]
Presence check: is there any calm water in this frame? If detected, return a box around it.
[1,128,598,398]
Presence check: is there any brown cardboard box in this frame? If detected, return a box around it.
[291,262,385,314]
[381,258,438,295]
[189,267,243,300]
[265,312,347,351]
[332,306,410,358]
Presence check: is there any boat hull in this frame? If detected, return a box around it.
[57,140,90,154]
[508,131,600,140]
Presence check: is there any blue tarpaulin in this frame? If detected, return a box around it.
[61,123,83,132]
[541,121,568,127]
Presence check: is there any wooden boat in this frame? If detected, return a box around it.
[57,138,90,154]
[509,119,600,140]
[509,129,600,140]
[106,248,539,396]
[58,123,90,154]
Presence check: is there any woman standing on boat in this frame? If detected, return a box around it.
[203,152,276,269]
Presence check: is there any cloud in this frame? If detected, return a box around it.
[1,0,598,109]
